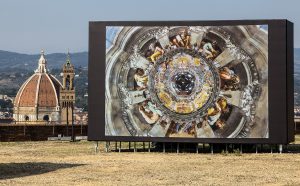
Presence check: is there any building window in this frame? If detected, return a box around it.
[43,115,49,122]
[66,75,71,90]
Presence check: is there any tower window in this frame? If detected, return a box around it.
[66,75,70,90]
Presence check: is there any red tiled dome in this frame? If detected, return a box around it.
[14,73,62,108]
[14,51,62,108]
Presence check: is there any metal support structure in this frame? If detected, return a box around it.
[240,144,243,154]
[71,106,75,142]
[279,144,283,154]
[148,142,151,152]
[134,142,136,153]
[94,141,99,153]
[66,104,69,136]
[271,145,273,154]
[105,141,109,153]
[129,142,131,150]
[99,142,290,154]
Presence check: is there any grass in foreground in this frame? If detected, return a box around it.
[0,141,300,185]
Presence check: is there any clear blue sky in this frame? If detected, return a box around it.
[0,0,299,54]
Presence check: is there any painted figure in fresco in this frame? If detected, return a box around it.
[201,41,218,59]
[180,30,191,49]
[207,97,228,129]
[138,101,159,124]
[134,68,148,90]
[149,42,164,62]
[219,67,240,90]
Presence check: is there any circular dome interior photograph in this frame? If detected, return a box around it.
[105,25,268,138]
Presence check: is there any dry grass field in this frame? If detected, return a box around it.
[0,141,300,186]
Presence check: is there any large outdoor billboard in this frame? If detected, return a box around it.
[88,20,294,144]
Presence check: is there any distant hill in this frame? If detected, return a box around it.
[0,50,88,72]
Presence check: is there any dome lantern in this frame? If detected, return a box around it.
[35,49,48,73]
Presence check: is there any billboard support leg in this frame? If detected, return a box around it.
[105,141,108,152]
[129,142,131,150]
[143,142,145,151]
[279,144,283,154]
[119,142,121,153]
[105,141,109,153]
[225,144,228,154]
[134,142,136,153]
[94,141,99,153]
[163,143,165,153]
[115,141,117,151]
[256,144,258,154]
[271,145,273,154]
[203,144,205,153]
[211,144,213,154]
[148,142,151,152]
[196,143,199,154]
[177,143,179,154]
[240,144,243,154]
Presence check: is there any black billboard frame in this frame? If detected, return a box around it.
[88,19,294,144]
